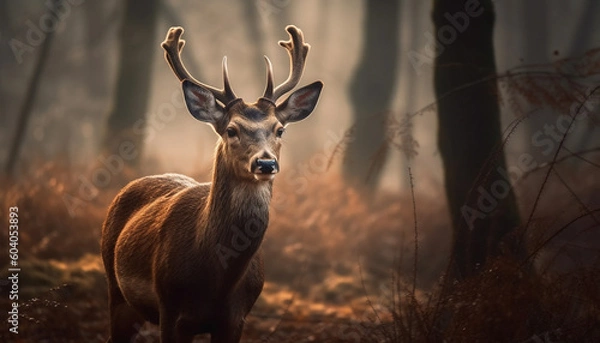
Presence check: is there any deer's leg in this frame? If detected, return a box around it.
[210,320,244,343]
[158,306,194,343]
[107,287,145,343]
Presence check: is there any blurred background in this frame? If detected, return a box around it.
[1,0,599,342]
[1,0,599,190]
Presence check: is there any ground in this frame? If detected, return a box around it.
[0,164,599,342]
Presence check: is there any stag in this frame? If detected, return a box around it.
[101,25,322,342]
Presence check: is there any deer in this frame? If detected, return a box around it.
[101,25,322,343]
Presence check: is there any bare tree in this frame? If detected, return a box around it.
[569,1,600,151]
[521,0,553,162]
[102,0,159,173]
[433,0,521,279]
[0,0,10,130]
[82,1,113,99]
[243,0,267,78]
[568,1,599,57]
[343,0,400,188]
[4,1,57,176]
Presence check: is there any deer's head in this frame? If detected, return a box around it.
[162,26,322,182]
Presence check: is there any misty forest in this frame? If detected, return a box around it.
[1,0,600,342]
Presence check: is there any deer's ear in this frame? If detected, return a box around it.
[182,80,225,125]
[276,81,323,124]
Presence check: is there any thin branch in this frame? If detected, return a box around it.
[407,166,419,338]
[522,208,600,266]
[523,85,600,233]
[358,257,384,327]
[554,169,600,228]
[410,69,600,120]
[562,146,600,169]
[539,222,599,275]
[520,147,600,180]
[459,108,541,227]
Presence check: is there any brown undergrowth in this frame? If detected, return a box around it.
[0,161,448,342]
[0,159,598,342]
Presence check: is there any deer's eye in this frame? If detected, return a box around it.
[226,127,238,138]
[276,127,285,138]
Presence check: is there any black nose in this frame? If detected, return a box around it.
[254,158,279,174]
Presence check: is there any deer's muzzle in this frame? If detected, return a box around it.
[252,158,279,181]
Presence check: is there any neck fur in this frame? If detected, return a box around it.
[202,142,272,284]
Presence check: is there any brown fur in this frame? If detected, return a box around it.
[102,107,277,343]
[102,25,322,343]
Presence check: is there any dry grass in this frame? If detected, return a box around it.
[0,159,599,342]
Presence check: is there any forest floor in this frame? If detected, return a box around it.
[1,163,599,342]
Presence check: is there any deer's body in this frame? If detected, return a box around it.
[103,171,267,341]
[102,26,322,342]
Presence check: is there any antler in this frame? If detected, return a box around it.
[263,25,310,102]
[161,26,237,105]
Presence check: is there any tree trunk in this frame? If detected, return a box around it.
[433,0,521,279]
[522,0,552,163]
[4,1,57,176]
[83,1,111,99]
[102,0,159,172]
[343,0,400,188]
[568,1,599,56]
[569,1,600,152]
[400,0,421,189]
[243,0,266,80]
[0,0,10,129]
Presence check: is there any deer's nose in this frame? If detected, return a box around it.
[253,158,279,174]
[251,151,279,181]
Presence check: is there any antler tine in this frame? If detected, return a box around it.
[221,56,236,102]
[262,56,274,99]
[270,25,310,102]
[161,27,193,82]
[161,26,237,105]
